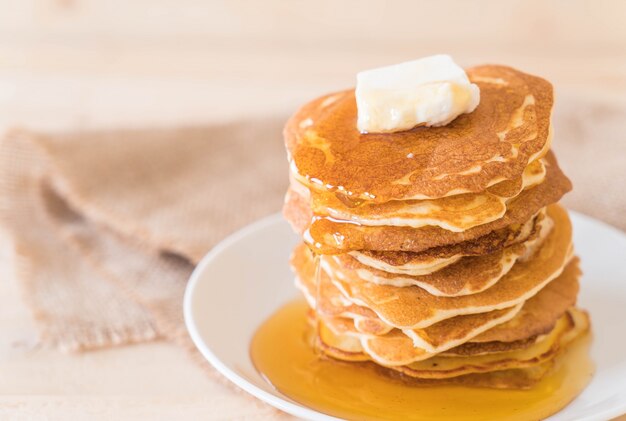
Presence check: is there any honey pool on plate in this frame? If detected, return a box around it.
[251,299,593,421]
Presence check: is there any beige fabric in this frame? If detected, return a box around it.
[553,93,626,231]
[0,120,287,358]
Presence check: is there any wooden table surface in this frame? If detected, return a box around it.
[1,1,625,419]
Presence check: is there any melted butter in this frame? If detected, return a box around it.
[251,299,593,421]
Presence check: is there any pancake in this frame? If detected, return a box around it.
[305,255,580,349]
[319,308,588,379]
[374,304,522,360]
[298,259,522,347]
[290,152,571,254]
[472,257,581,343]
[442,336,541,357]
[322,302,522,357]
[443,257,580,355]
[295,267,393,336]
[351,210,541,276]
[296,252,523,344]
[313,258,579,362]
[399,303,522,353]
[390,309,589,379]
[285,65,553,202]
[282,60,589,392]
[383,362,555,389]
[318,308,568,368]
[324,205,572,329]
[307,158,546,232]
[295,274,377,322]
[332,213,552,296]
[293,254,395,335]
[294,244,522,342]
[317,357,556,389]
[352,316,394,336]
[295,247,579,349]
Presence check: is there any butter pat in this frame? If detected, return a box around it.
[355,55,480,133]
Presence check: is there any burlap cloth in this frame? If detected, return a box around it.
[0,93,623,412]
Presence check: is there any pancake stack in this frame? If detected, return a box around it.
[283,65,590,389]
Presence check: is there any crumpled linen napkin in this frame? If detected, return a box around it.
[551,92,626,231]
[0,120,288,352]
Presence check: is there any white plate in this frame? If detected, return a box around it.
[184,211,626,421]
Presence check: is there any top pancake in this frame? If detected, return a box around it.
[285,65,553,202]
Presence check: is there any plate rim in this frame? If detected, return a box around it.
[184,210,626,421]
[183,213,341,420]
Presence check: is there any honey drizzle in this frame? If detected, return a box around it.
[251,299,594,421]
[313,254,322,355]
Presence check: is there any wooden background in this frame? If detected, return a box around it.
[1,0,625,131]
[0,1,625,419]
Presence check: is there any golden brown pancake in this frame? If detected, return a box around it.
[371,304,522,360]
[353,211,541,272]
[309,256,580,351]
[319,308,588,377]
[297,254,523,345]
[294,247,579,345]
[282,60,589,392]
[331,213,551,296]
[389,310,588,379]
[321,206,572,329]
[295,245,523,342]
[286,152,571,254]
[316,357,555,389]
[321,303,522,357]
[286,189,541,259]
[295,253,580,352]
[382,362,555,389]
[364,309,582,368]
[442,336,541,357]
[298,258,521,345]
[292,249,381,320]
[307,158,546,232]
[442,258,580,355]
[285,65,553,202]
[310,258,579,361]
[295,269,393,335]
[472,257,581,343]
